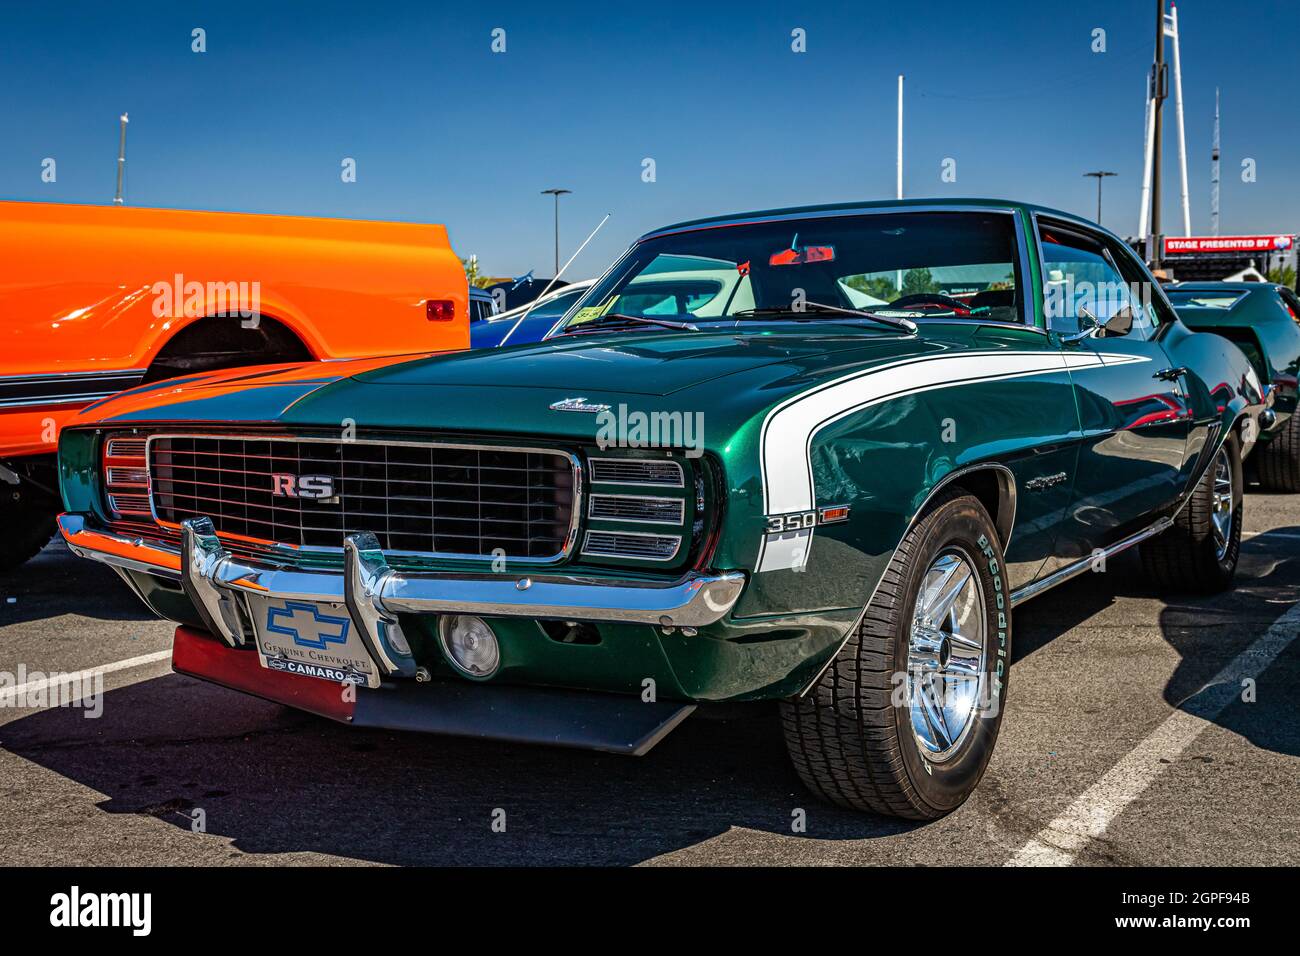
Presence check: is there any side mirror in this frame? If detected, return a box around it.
[1100,306,1135,337]
[1062,305,1135,343]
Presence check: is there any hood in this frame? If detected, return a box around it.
[71,325,1012,446]
[68,353,428,425]
[353,327,943,397]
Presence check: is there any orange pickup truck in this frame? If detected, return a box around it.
[0,200,469,569]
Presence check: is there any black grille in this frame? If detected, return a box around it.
[148,435,575,559]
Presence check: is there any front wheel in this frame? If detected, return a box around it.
[1140,433,1242,592]
[780,490,1011,819]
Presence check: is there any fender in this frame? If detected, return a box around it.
[794,460,1018,698]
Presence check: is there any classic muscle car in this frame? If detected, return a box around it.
[0,200,468,569]
[57,199,1267,819]
[1166,281,1300,490]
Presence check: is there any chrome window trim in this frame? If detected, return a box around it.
[581,529,683,563]
[588,457,685,488]
[587,493,686,526]
[140,431,584,565]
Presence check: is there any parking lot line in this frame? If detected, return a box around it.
[1007,600,1300,866]
[0,649,172,708]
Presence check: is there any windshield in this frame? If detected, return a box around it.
[556,211,1023,334]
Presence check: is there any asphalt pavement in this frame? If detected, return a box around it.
[1,493,1297,866]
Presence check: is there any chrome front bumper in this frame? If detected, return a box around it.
[58,513,746,679]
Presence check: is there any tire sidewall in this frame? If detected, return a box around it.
[891,498,1011,814]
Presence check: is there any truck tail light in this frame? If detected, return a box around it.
[103,435,152,518]
[426,299,455,322]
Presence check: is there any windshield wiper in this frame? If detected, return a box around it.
[733,302,917,333]
[561,312,700,334]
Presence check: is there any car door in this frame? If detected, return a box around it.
[1036,217,1190,563]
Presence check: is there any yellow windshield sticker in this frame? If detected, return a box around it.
[571,298,617,325]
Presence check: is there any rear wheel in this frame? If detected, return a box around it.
[143,315,311,383]
[1140,434,1242,592]
[780,490,1010,819]
[1255,411,1300,492]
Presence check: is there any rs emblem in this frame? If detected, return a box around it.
[271,473,336,499]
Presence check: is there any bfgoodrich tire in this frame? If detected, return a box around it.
[1255,411,1300,492]
[780,490,1011,819]
[1140,432,1243,593]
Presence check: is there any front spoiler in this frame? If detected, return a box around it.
[172,626,695,755]
[58,513,745,676]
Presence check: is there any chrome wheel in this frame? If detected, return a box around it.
[1211,446,1234,560]
[906,548,987,762]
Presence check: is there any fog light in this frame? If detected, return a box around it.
[439,615,500,679]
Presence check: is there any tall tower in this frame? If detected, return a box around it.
[1210,88,1221,237]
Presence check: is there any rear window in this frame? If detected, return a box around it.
[1165,290,1246,310]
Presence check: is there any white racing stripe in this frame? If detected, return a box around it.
[1007,600,1300,866]
[0,649,172,708]
[755,349,1146,571]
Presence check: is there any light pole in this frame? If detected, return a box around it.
[540,188,571,277]
[1083,171,1117,225]
[114,113,129,204]
[1150,0,1167,267]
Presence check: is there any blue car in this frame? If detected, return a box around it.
[471,281,594,348]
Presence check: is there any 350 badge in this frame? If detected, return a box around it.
[765,504,851,534]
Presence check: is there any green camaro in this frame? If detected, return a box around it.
[1166,281,1300,491]
[57,199,1268,819]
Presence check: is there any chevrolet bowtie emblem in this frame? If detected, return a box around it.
[549,396,611,413]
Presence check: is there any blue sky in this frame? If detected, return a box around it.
[2,1,1297,278]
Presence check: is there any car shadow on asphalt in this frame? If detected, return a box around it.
[3,527,1296,864]
[1014,526,1300,760]
[0,538,156,626]
[0,673,916,865]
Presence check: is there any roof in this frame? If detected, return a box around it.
[640,197,1106,241]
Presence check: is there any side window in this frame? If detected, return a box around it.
[1038,222,1150,338]
[1105,240,1173,333]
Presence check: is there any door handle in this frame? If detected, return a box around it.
[1154,367,1188,382]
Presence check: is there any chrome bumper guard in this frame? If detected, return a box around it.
[58,514,745,677]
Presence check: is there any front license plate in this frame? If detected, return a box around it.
[248,596,381,689]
